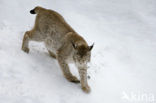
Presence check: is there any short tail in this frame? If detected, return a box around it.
[30,6,43,14]
[30,9,36,14]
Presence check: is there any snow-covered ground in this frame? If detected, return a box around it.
[0,0,156,103]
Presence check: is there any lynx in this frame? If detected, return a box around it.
[21,6,94,93]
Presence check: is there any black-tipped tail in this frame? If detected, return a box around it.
[30,9,36,14]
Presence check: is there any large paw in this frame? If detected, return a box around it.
[22,47,29,53]
[66,76,80,83]
[82,85,91,93]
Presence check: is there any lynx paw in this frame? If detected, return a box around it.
[22,47,29,53]
[82,85,91,93]
[66,76,80,83]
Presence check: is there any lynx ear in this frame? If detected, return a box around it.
[89,43,94,51]
[71,41,76,49]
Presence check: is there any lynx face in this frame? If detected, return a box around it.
[73,44,93,65]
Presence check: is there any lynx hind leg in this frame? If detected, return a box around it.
[48,50,56,59]
[57,55,80,83]
[21,30,43,53]
[22,31,31,53]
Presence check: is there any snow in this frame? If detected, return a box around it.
[0,0,156,103]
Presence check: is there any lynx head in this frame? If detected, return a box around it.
[72,42,94,65]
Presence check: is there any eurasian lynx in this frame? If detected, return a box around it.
[22,6,94,93]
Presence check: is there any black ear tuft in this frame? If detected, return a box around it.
[89,43,94,51]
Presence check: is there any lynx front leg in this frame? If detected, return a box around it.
[57,56,80,83]
[78,66,91,93]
